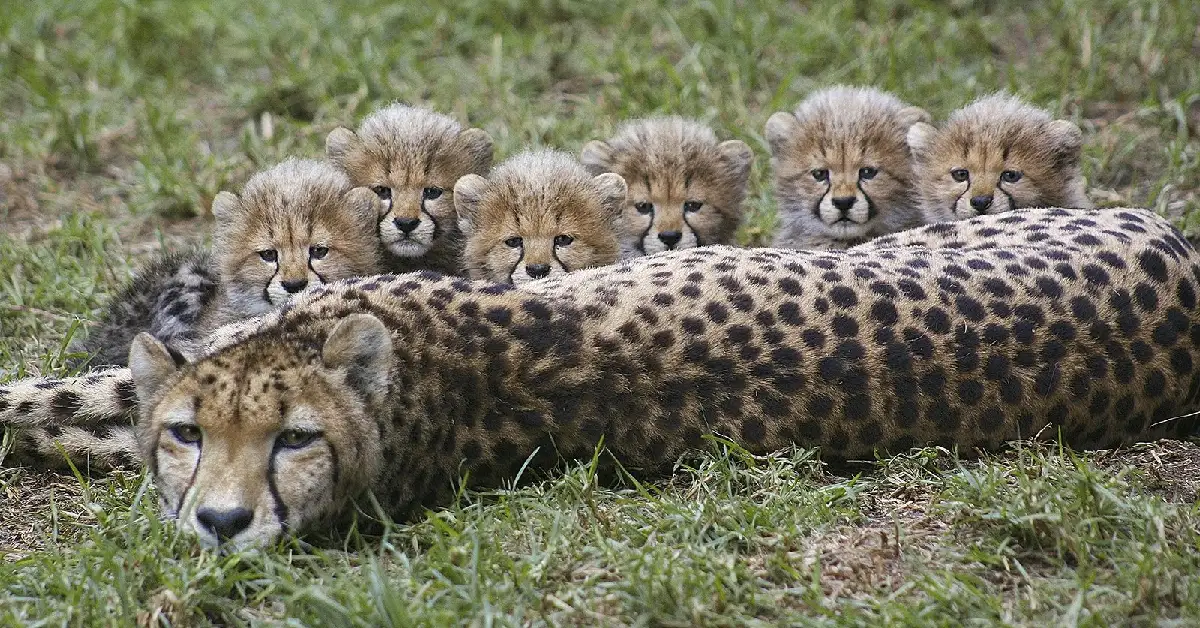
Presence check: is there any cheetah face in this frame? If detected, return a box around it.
[373,184,453,258]
[129,315,391,548]
[624,197,702,256]
[212,168,382,317]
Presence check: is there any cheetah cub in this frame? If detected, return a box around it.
[325,103,494,275]
[455,150,626,285]
[75,159,382,366]
[766,86,930,250]
[580,117,752,258]
[908,93,1091,222]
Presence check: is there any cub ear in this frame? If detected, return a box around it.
[717,139,753,186]
[906,122,938,159]
[345,187,383,226]
[322,314,393,404]
[453,173,489,235]
[325,127,362,164]
[764,111,802,158]
[579,140,614,175]
[129,333,184,404]
[593,172,628,219]
[211,191,241,223]
[458,127,495,175]
[1047,119,1084,164]
[897,105,932,128]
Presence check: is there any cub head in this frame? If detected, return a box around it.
[580,117,752,258]
[908,93,1090,222]
[129,314,392,547]
[212,159,381,317]
[326,104,494,259]
[454,150,626,285]
[765,85,929,248]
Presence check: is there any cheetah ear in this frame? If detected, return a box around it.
[717,139,753,186]
[906,122,938,159]
[458,127,494,175]
[1047,119,1084,164]
[325,127,362,165]
[897,106,932,128]
[764,112,800,157]
[129,333,184,404]
[453,173,489,235]
[580,140,614,175]
[593,172,628,220]
[322,314,393,404]
[211,191,241,223]
[345,187,382,227]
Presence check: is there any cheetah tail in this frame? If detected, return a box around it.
[0,368,137,430]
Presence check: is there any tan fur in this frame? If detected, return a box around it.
[908,93,1091,223]
[4,207,1197,548]
[767,86,929,250]
[455,150,626,284]
[326,104,494,275]
[580,117,752,258]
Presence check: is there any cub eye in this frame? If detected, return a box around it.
[423,187,444,200]
[258,249,278,263]
[309,246,329,260]
[1000,170,1023,183]
[683,201,703,213]
[634,202,653,214]
[950,168,970,183]
[858,167,878,180]
[504,236,523,248]
[554,234,574,247]
[371,186,392,201]
[811,169,830,182]
[169,424,202,445]
[277,429,319,449]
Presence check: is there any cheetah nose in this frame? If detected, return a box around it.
[394,217,421,234]
[658,231,682,248]
[281,279,309,294]
[970,195,994,212]
[831,196,856,213]
[526,263,551,279]
[196,506,254,541]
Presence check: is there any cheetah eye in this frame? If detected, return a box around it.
[1000,170,1023,183]
[950,168,969,183]
[858,167,878,180]
[422,187,443,200]
[554,234,574,247]
[811,169,830,182]
[683,201,703,213]
[371,186,392,201]
[277,429,320,450]
[309,246,329,260]
[504,236,523,248]
[634,201,653,214]
[258,249,278,263]
[168,424,202,445]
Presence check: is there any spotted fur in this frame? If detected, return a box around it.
[908,93,1091,223]
[4,207,1198,547]
[326,104,494,275]
[580,117,752,258]
[455,150,626,285]
[767,86,929,250]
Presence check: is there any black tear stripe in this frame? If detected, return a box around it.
[811,180,831,218]
[506,247,526,284]
[856,179,878,222]
[682,213,703,247]
[175,442,203,516]
[326,441,340,497]
[420,198,443,241]
[263,265,279,303]
[268,442,291,532]
[952,178,970,216]
[551,248,571,273]
[997,185,1018,212]
[307,259,328,285]
[637,207,654,255]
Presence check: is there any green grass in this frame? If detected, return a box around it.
[2,0,1200,623]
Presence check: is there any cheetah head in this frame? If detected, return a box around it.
[129,314,392,547]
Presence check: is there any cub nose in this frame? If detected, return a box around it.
[196,506,254,541]
[526,263,551,279]
[394,217,421,234]
[281,279,308,294]
[658,231,682,247]
[831,196,856,212]
[970,195,994,212]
